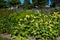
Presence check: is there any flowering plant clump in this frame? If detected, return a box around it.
[18,12,60,40]
[0,11,60,40]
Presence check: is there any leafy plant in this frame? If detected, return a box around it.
[0,11,60,40]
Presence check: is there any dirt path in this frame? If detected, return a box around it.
[0,33,60,40]
[0,33,12,39]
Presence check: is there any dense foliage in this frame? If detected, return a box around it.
[0,0,6,8]
[23,0,31,9]
[0,0,60,8]
[0,11,60,40]
[32,0,47,8]
[8,0,21,7]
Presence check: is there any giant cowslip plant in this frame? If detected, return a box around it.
[18,11,60,40]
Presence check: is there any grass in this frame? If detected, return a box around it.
[0,37,11,40]
[0,8,13,16]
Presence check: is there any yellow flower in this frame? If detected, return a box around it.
[49,24,54,27]
[45,22,49,25]
[58,15,60,17]
[24,18,27,20]
[19,23,21,26]
[50,28,52,31]
[20,19,23,21]
[40,23,42,25]
[53,22,59,24]
[44,15,48,17]
[54,12,59,14]
[39,14,42,16]
[31,15,34,17]
[55,22,59,24]
[31,19,34,22]
[26,15,30,18]
[32,30,36,33]
[18,22,20,24]
[34,16,37,18]
[53,16,58,18]
[48,25,52,28]
[40,19,43,22]
[49,20,52,23]
[35,23,38,27]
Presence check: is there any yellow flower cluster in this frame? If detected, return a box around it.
[26,15,30,18]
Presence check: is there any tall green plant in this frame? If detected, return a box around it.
[32,0,47,8]
[8,0,21,7]
[23,0,31,9]
[0,0,6,8]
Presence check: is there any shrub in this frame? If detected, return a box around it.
[0,11,60,40]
